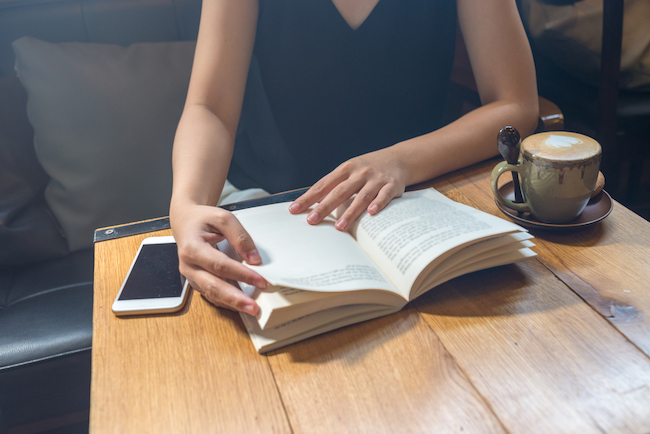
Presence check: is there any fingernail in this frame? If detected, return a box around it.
[307,212,319,224]
[256,278,267,289]
[244,304,257,316]
[246,249,262,264]
[368,204,379,214]
[335,218,348,231]
[289,203,300,213]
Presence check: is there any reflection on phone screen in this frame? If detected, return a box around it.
[119,244,184,300]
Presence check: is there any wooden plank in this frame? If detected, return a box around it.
[415,258,650,433]
[267,307,505,433]
[444,158,650,357]
[90,230,291,433]
[89,160,650,432]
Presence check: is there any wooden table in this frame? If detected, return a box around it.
[90,158,650,433]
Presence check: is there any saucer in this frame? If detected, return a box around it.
[495,181,613,230]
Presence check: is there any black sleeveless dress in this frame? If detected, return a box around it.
[229,0,457,193]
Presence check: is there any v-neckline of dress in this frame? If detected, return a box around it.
[329,0,383,32]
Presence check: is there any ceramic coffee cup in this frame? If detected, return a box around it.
[491,131,602,224]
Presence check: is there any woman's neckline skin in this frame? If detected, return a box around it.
[330,0,381,30]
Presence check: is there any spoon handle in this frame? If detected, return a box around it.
[497,126,524,204]
[512,172,523,204]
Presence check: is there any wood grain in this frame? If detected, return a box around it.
[90,230,291,433]
[268,307,504,433]
[444,158,650,357]
[90,160,650,433]
[415,259,650,433]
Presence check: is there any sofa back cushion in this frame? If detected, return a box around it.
[13,37,195,251]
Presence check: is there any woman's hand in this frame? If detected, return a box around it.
[289,147,407,231]
[171,203,267,315]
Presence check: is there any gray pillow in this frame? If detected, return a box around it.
[12,37,195,251]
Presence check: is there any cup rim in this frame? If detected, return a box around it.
[522,149,602,166]
[521,132,601,164]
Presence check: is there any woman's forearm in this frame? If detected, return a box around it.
[171,0,258,213]
[392,97,539,187]
[171,104,235,211]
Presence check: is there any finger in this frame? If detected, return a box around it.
[198,231,226,246]
[307,178,366,225]
[334,183,382,231]
[188,269,260,315]
[367,183,402,215]
[289,169,349,214]
[288,183,330,215]
[202,245,268,288]
[208,210,262,266]
[179,239,267,289]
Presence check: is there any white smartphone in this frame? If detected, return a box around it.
[112,236,189,316]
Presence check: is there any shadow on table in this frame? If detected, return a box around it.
[206,296,413,365]
[269,260,569,362]
[215,258,581,362]
[414,260,579,319]
[525,219,609,247]
[270,309,420,364]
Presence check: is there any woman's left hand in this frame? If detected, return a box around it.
[288,147,407,231]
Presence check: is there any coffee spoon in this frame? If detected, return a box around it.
[497,126,524,204]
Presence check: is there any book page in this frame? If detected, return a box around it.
[352,189,528,298]
[409,233,534,296]
[238,281,405,329]
[240,304,400,353]
[233,202,401,295]
[420,247,537,292]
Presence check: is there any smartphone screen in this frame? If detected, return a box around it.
[118,243,185,300]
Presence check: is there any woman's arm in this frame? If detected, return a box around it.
[170,0,267,315]
[290,0,539,231]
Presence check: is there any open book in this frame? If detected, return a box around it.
[219,188,536,353]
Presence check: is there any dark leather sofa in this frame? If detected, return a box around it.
[0,0,201,430]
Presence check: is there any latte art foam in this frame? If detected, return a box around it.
[523,132,600,161]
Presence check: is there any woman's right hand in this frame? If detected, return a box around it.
[171,203,267,316]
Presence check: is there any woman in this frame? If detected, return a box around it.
[170,0,539,315]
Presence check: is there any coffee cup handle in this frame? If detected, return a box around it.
[490,161,530,213]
